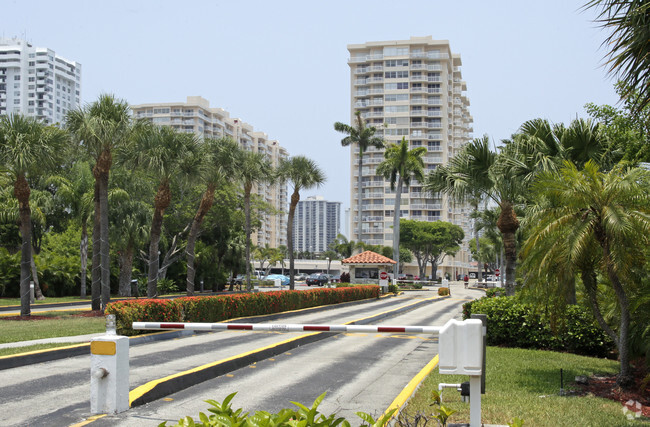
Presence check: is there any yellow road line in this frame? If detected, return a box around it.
[383,354,440,422]
[68,414,107,426]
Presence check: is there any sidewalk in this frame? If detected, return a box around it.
[0,333,106,349]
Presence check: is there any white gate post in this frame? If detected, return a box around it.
[90,315,129,414]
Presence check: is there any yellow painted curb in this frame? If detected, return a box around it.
[383,354,440,422]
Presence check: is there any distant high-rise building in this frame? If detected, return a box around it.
[0,37,81,124]
[293,196,341,254]
[131,96,289,248]
[347,36,473,277]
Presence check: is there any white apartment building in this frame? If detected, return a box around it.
[131,96,289,248]
[293,196,341,254]
[0,37,81,124]
[347,36,473,278]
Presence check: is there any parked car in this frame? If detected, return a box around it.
[294,273,306,281]
[306,273,329,286]
[397,273,414,282]
[264,274,290,286]
[233,274,246,285]
[330,274,341,283]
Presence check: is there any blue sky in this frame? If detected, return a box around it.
[5,0,619,216]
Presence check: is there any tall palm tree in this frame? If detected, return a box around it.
[586,0,650,112]
[66,94,133,310]
[130,125,200,297]
[237,150,274,291]
[334,111,384,246]
[0,114,67,316]
[376,137,426,279]
[527,161,650,386]
[186,137,240,295]
[426,136,503,287]
[279,155,326,290]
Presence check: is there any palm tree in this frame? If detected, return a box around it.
[426,136,507,288]
[334,111,384,246]
[66,94,133,310]
[0,114,67,316]
[279,155,326,289]
[237,150,274,291]
[526,161,650,386]
[186,137,240,295]
[47,161,94,297]
[376,137,426,279]
[130,125,200,297]
[586,0,650,112]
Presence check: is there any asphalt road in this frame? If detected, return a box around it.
[0,286,481,426]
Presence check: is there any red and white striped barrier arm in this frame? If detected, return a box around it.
[132,322,442,335]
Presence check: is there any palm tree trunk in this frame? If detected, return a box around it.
[357,146,364,247]
[15,175,32,317]
[186,185,215,296]
[99,171,111,310]
[80,221,88,298]
[244,185,252,292]
[288,190,299,290]
[91,179,101,310]
[147,183,171,298]
[118,244,134,297]
[30,252,45,300]
[581,269,618,345]
[497,201,519,296]
[601,241,632,387]
[147,207,164,298]
[392,176,403,278]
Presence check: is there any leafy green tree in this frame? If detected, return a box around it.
[66,94,134,310]
[399,220,464,280]
[328,234,361,259]
[279,156,326,289]
[185,137,240,295]
[130,124,201,297]
[525,160,650,386]
[0,114,67,315]
[334,111,384,245]
[376,136,426,280]
[586,0,650,112]
[237,150,274,291]
[586,82,650,164]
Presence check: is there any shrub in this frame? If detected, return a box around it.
[339,272,350,283]
[485,288,506,298]
[157,278,179,295]
[438,287,449,296]
[388,284,398,294]
[463,296,614,356]
[106,285,380,335]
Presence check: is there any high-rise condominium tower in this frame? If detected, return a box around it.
[0,37,81,124]
[293,196,341,254]
[131,96,289,248]
[347,37,473,276]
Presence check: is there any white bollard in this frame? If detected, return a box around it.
[90,315,129,414]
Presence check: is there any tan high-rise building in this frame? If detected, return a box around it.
[131,96,288,248]
[347,37,473,278]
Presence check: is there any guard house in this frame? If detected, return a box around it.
[341,251,396,284]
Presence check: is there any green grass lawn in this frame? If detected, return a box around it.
[403,346,647,426]
[0,342,85,357]
[0,311,105,344]
[0,296,90,306]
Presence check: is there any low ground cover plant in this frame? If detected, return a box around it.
[106,285,379,335]
[437,287,449,296]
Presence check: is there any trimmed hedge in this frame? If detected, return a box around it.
[106,285,380,335]
[463,296,614,357]
[438,287,449,296]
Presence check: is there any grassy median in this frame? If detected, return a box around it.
[402,346,643,426]
[0,311,105,344]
